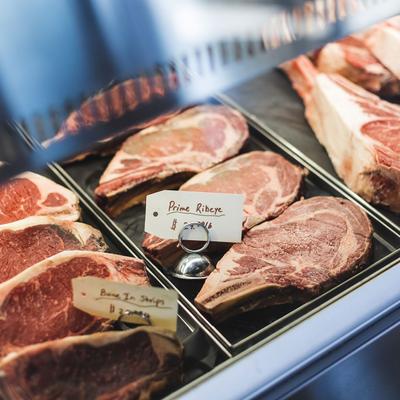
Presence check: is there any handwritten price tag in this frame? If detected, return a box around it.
[145,190,244,242]
[72,277,178,331]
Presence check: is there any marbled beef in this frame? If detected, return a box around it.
[283,55,400,211]
[0,216,107,284]
[0,172,80,224]
[0,250,149,356]
[315,35,400,95]
[95,105,249,216]
[143,151,304,268]
[195,197,372,321]
[0,327,182,400]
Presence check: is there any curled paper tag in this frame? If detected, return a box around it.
[72,277,178,332]
[145,190,244,243]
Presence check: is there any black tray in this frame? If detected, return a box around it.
[223,69,400,233]
[43,106,400,356]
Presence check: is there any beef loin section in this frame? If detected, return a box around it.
[0,216,107,284]
[0,172,80,224]
[0,250,149,356]
[315,35,400,95]
[282,55,400,211]
[364,16,400,80]
[0,327,183,400]
[95,105,249,216]
[195,197,372,321]
[143,151,305,268]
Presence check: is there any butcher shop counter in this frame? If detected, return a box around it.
[162,74,400,400]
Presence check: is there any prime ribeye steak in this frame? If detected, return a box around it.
[0,250,148,356]
[364,16,400,79]
[195,197,372,321]
[0,172,80,224]
[282,55,400,211]
[0,327,182,400]
[315,35,400,95]
[143,151,304,268]
[95,105,249,216]
[0,216,107,284]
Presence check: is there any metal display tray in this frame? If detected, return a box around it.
[13,153,225,398]
[223,69,400,233]
[30,99,400,357]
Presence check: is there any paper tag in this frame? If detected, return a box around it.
[145,190,244,242]
[72,277,178,332]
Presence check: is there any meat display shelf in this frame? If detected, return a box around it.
[4,125,225,399]
[13,95,400,358]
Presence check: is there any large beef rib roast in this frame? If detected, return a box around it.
[143,151,305,268]
[0,327,182,400]
[0,250,148,356]
[282,55,400,212]
[95,105,249,216]
[0,216,107,284]
[195,197,372,321]
[0,172,80,224]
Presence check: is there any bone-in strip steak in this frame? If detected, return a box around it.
[143,151,305,268]
[0,327,182,400]
[282,55,400,211]
[0,250,149,356]
[95,105,249,216]
[195,197,372,321]
[0,216,107,284]
[0,172,80,224]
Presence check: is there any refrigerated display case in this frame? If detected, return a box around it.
[1,1,400,399]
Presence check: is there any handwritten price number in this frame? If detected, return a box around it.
[183,221,213,229]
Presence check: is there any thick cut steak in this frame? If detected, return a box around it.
[0,172,80,223]
[43,77,180,162]
[0,250,148,356]
[282,55,400,211]
[95,105,249,216]
[143,151,304,268]
[315,35,400,95]
[195,197,372,321]
[364,16,400,79]
[0,327,182,400]
[0,216,107,284]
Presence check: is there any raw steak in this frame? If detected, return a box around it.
[0,327,182,400]
[195,197,372,321]
[43,77,180,162]
[143,151,305,268]
[95,105,249,216]
[364,16,400,79]
[0,250,148,356]
[0,172,80,224]
[282,55,400,211]
[315,36,400,95]
[0,216,107,284]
